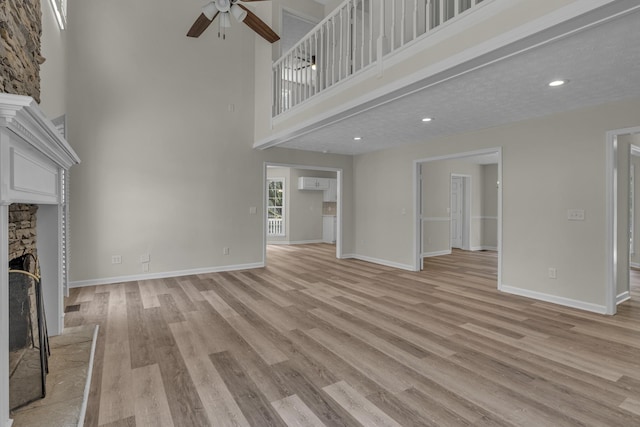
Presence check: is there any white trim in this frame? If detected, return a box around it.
[630,262,640,269]
[421,250,452,258]
[78,325,99,427]
[616,291,631,305]
[342,254,414,272]
[471,246,498,251]
[500,284,608,315]
[267,239,324,245]
[69,262,265,288]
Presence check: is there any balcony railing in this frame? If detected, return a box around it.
[267,218,284,236]
[273,0,486,117]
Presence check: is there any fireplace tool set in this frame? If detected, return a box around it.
[8,253,50,411]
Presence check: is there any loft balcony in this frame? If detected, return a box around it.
[273,0,487,117]
[254,0,638,152]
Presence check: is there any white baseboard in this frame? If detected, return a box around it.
[69,262,265,288]
[267,239,324,245]
[617,291,631,305]
[630,262,640,269]
[499,284,607,314]
[470,246,498,251]
[342,254,414,271]
[421,250,452,258]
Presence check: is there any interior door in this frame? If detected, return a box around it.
[451,176,463,249]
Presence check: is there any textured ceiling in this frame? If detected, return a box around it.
[276,7,640,155]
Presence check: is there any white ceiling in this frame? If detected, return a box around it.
[275,6,640,156]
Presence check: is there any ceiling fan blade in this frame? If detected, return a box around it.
[187,11,219,38]
[238,4,280,43]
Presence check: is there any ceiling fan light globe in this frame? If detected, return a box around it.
[231,4,247,22]
[201,2,218,20]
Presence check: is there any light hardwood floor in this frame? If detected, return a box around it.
[66,245,640,426]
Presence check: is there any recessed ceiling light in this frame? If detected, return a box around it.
[353,137,362,141]
[421,117,433,122]
[548,80,567,87]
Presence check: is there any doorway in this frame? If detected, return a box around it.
[450,174,471,250]
[630,144,640,303]
[263,163,342,266]
[607,127,640,314]
[413,148,502,288]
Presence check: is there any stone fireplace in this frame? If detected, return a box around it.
[0,93,80,427]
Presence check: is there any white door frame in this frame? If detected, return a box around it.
[413,147,502,289]
[450,174,472,251]
[606,126,640,315]
[263,162,343,265]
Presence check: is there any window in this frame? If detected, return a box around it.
[267,179,285,236]
[49,0,67,30]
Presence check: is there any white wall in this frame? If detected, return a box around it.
[65,0,353,285]
[354,96,640,310]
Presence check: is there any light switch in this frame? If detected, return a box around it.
[567,209,585,221]
[249,206,257,215]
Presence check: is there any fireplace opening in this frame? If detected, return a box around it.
[8,253,50,411]
[7,203,51,412]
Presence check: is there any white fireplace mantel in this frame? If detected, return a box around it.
[0,93,80,427]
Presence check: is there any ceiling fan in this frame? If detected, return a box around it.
[187,0,280,43]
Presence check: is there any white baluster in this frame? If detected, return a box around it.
[413,0,418,40]
[401,0,406,46]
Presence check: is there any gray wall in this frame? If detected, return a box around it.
[354,97,640,309]
[65,0,352,283]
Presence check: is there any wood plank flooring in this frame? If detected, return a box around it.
[66,245,640,426]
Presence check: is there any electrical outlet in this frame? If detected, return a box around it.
[249,206,257,215]
[111,255,122,264]
[223,247,230,255]
[142,263,149,273]
[567,209,585,221]
[548,267,557,279]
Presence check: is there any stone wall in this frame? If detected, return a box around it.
[1,0,42,261]
[9,204,38,262]
[0,0,42,102]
